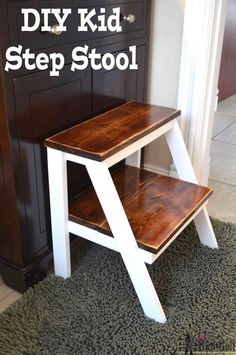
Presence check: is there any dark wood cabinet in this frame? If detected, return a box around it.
[8,0,148,51]
[93,44,146,113]
[0,0,151,292]
[14,66,92,141]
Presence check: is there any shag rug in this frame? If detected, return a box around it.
[0,220,236,355]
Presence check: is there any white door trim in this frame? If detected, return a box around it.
[177,0,227,184]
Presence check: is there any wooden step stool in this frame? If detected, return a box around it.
[45,102,218,323]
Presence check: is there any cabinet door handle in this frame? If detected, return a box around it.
[50,25,63,36]
[123,14,136,24]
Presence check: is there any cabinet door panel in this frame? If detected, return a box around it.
[13,65,91,261]
[14,65,91,141]
[93,45,146,113]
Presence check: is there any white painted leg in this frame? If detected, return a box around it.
[86,162,166,323]
[165,120,218,249]
[194,207,218,248]
[47,148,71,278]
[165,120,198,183]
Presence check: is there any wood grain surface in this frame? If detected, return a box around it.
[45,102,180,161]
[69,165,212,254]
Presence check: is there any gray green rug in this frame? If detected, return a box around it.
[0,220,236,355]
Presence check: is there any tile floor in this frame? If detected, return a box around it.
[207,95,236,223]
[0,96,235,313]
[0,276,22,313]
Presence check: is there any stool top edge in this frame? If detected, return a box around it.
[45,102,181,161]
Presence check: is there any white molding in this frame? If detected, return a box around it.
[178,0,227,184]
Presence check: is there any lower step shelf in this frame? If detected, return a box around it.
[69,165,212,254]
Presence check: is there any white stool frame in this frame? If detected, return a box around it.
[47,118,218,323]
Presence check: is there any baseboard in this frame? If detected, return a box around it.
[0,250,51,293]
[143,163,170,176]
[143,163,179,179]
[169,163,178,178]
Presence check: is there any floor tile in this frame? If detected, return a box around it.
[0,291,22,313]
[207,180,236,224]
[217,95,236,116]
[214,121,236,145]
[210,141,236,185]
[212,113,236,138]
[0,276,15,301]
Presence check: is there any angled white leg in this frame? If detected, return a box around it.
[86,161,167,323]
[165,120,218,249]
[194,208,218,248]
[47,148,71,278]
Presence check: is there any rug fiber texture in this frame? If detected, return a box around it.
[0,220,236,355]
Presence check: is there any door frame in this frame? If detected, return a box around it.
[177,0,227,184]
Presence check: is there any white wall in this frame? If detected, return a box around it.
[144,0,185,173]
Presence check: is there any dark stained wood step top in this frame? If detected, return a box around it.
[45,102,180,161]
[69,165,213,254]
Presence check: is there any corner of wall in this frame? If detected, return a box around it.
[144,0,185,174]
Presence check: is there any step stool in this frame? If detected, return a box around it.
[45,102,218,323]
